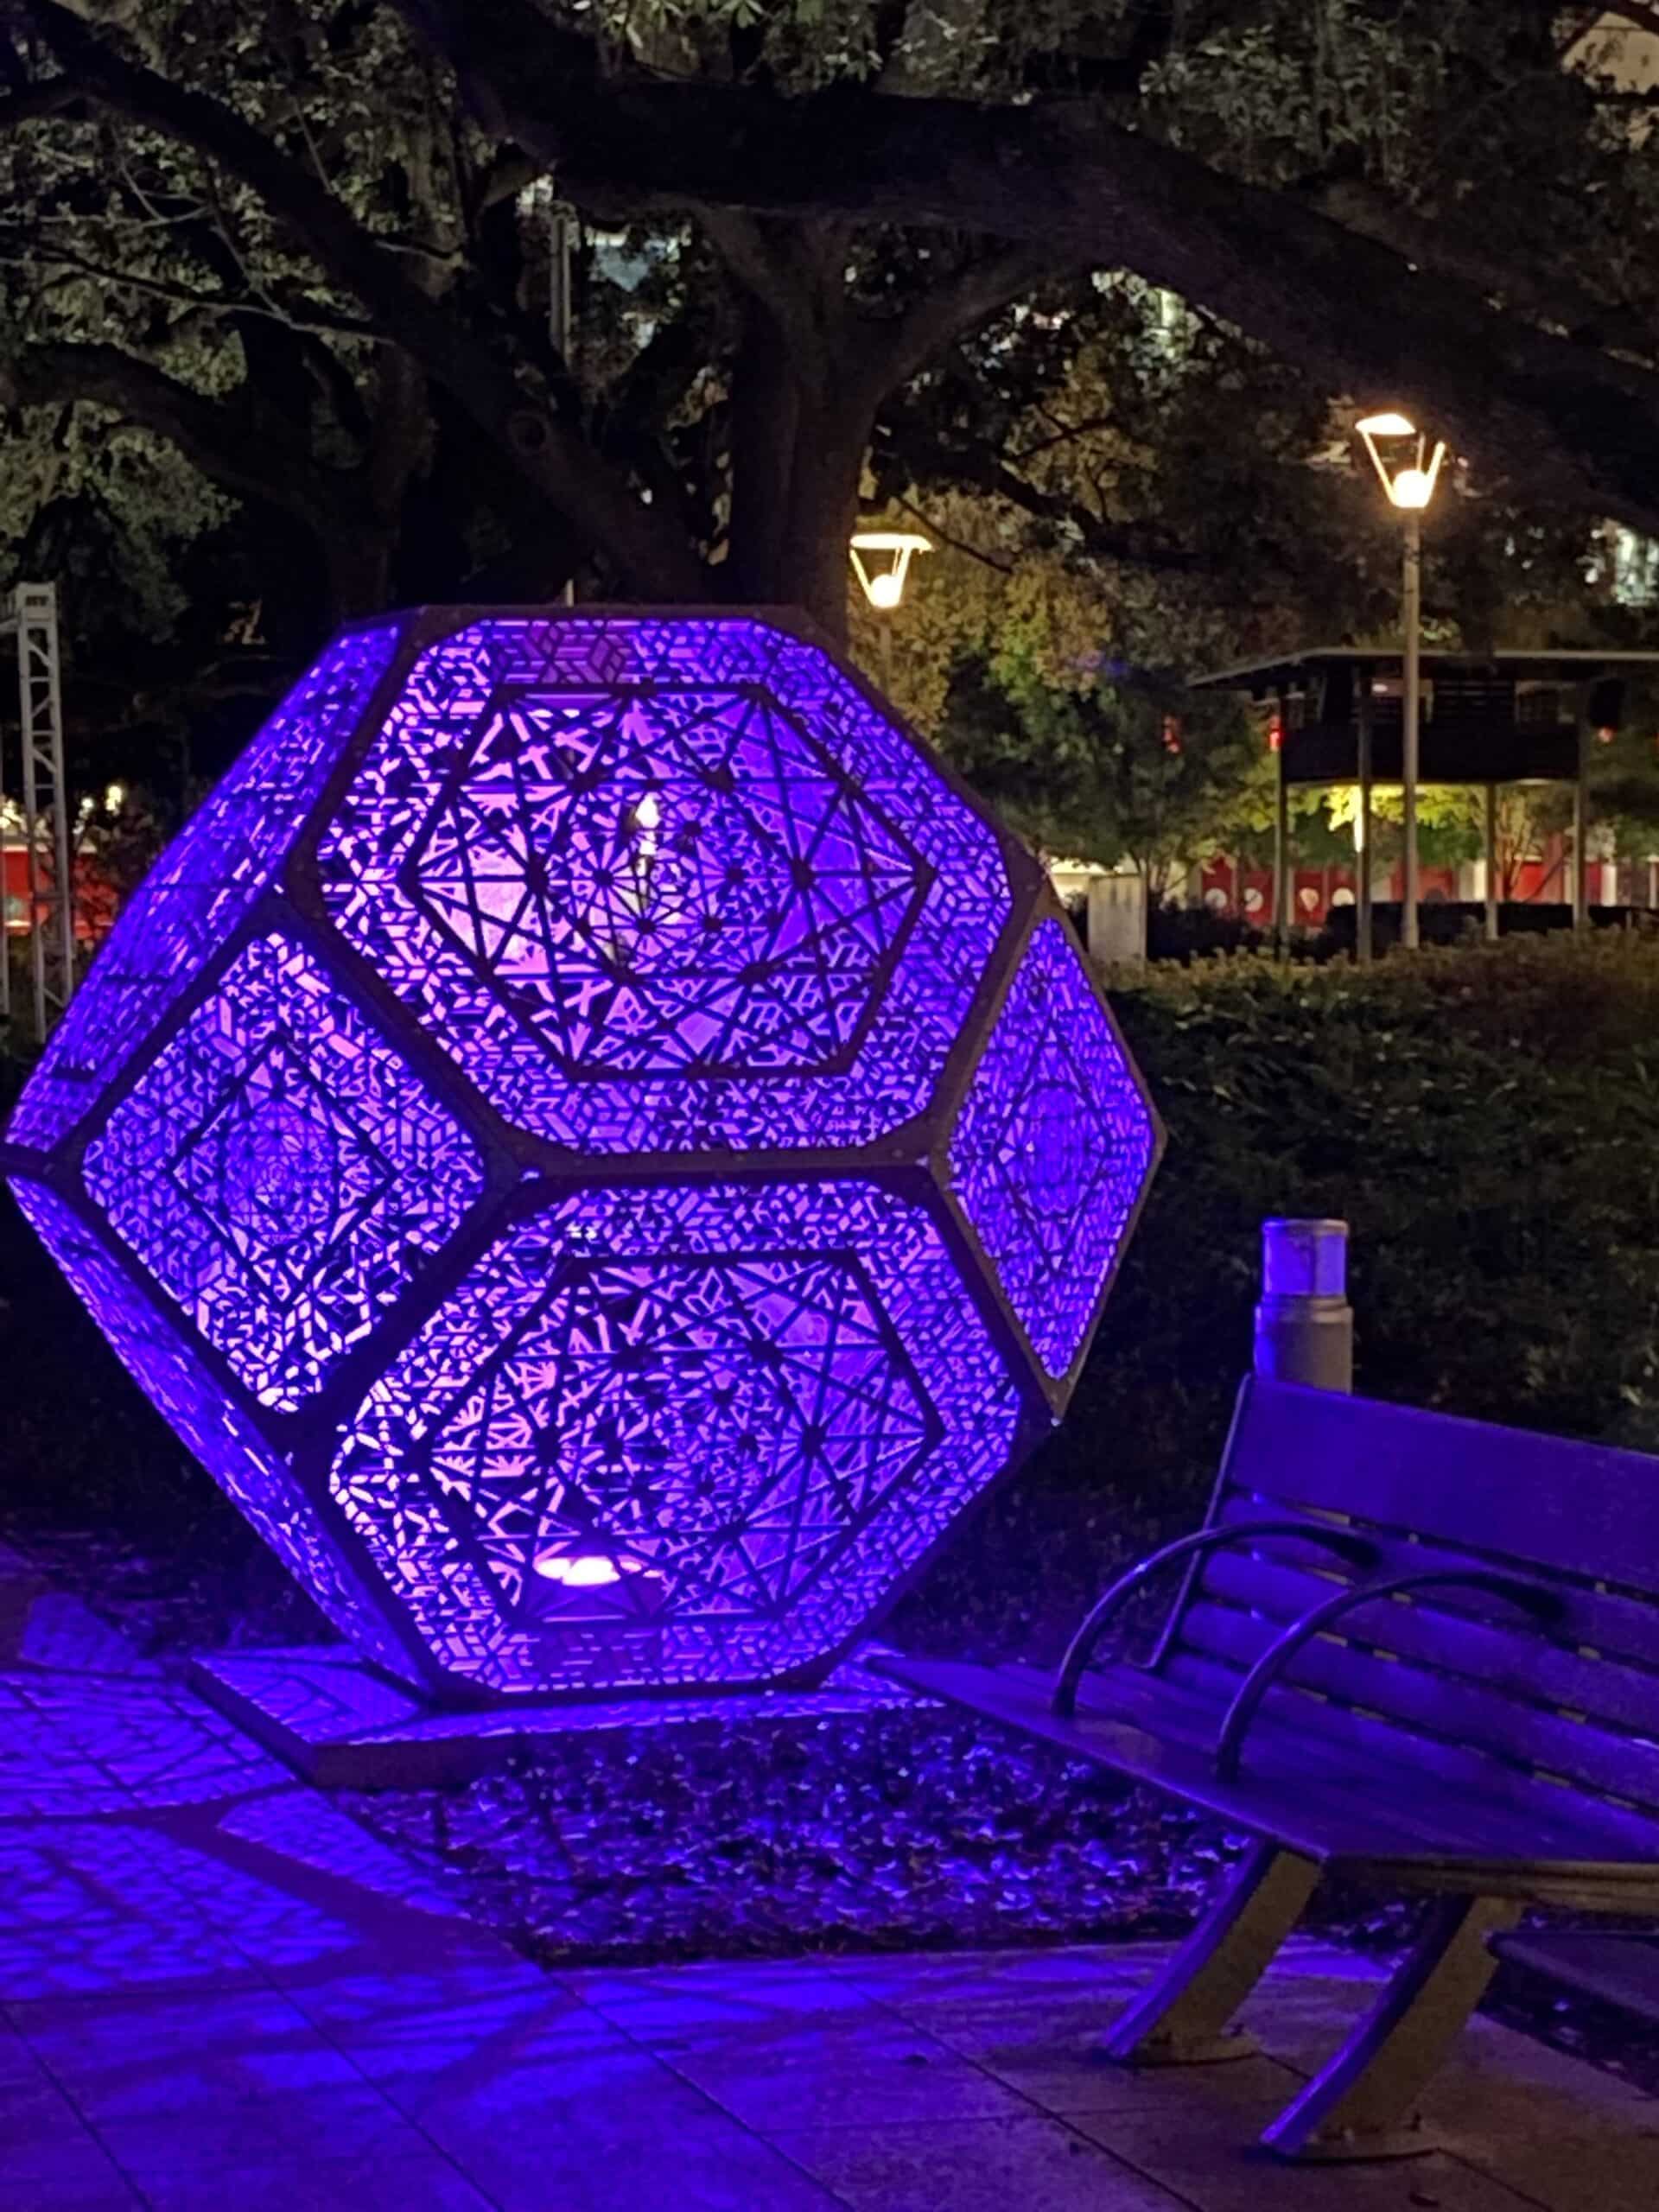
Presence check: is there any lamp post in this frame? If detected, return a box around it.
[1356,414,1446,950]
[850,531,931,690]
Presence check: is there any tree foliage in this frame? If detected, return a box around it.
[2,0,1658,845]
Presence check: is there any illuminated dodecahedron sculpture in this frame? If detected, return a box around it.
[3,613,1160,1702]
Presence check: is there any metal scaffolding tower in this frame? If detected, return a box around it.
[0,583,73,1039]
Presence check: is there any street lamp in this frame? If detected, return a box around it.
[1357,413,1446,950]
[850,530,931,613]
[850,531,931,690]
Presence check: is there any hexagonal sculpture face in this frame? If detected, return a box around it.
[4,613,1160,1702]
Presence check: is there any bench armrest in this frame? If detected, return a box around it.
[1214,1569,1566,1780]
[1052,1519,1376,1719]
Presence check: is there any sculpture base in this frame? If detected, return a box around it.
[188,1643,931,1791]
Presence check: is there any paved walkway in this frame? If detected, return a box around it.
[0,1549,1652,2210]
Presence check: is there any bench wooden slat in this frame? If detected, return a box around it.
[1178,1597,1659,1815]
[1217,1380,1659,1600]
[1211,1491,1659,1677]
[1154,1647,1659,1866]
[874,1652,1659,1904]
[880,1378,1659,2158]
[1198,1548,1659,1733]
[1492,1931,1659,2022]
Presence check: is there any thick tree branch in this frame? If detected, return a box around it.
[696,208,825,374]
[396,0,1659,545]
[866,241,1075,397]
[1309,176,1659,356]
[0,75,84,129]
[22,0,701,597]
[886,423,1198,575]
[0,341,362,530]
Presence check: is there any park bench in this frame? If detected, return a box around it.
[875,1375,1659,2159]
[1491,1928,1659,2024]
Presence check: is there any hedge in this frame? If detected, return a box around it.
[894,931,1659,1659]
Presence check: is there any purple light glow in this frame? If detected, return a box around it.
[5,611,1160,1702]
[949,918,1160,1379]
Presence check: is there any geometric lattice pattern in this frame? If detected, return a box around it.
[330,1179,1015,1695]
[6,625,398,1157]
[316,618,1007,1155]
[948,918,1160,1379]
[4,609,1160,1703]
[406,689,927,1079]
[5,1179,412,1681]
[83,932,483,1413]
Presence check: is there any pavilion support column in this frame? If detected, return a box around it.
[1273,685,1290,957]
[1356,671,1374,964]
[1401,512,1423,950]
[1484,785,1500,943]
[1573,687,1590,932]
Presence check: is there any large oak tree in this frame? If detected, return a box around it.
[3,0,1658,663]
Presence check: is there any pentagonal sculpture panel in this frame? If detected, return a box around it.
[3,611,1160,1703]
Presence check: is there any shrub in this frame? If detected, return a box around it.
[895,931,1659,1660]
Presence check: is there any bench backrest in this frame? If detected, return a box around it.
[1157,1378,1659,1831]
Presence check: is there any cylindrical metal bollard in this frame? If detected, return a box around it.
[1254,1218,1353,1393]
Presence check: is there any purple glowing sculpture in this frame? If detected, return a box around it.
[4,613,1160,1701]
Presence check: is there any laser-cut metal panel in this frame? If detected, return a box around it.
[82,931,485,1414]
[4,609,1160,1703]
[314,615,1017,1155]
[7,624,401,1157]
[946,913,1160,1390]
[10,1181,411,1679]
[328,1178,1022,1695]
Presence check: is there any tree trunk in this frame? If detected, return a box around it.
[770,394,871,642]
[726,300,801,603]
[320,524,399,623]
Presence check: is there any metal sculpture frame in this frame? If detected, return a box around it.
[0,582,73,1040]
[3,607,1162,1707]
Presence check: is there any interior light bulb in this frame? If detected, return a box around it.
[533,1551,625,1586]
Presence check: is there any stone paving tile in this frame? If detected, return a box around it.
[1055,2052,1548,2212]
[381,2027,847,2212]
[1442,2113,1659,2212]
[1222,1951,1659,2209]
[131,2151,499,2212]
[443,2110,846,2212]
[828,1941,1154,2010]
[10,1984,414,2175]
[772,2111,1189,2212]
[1068,2108,1539,2212]
[278,1955,575,2086]
[0,1826,266,1999]
[1,2174,140,2212]
[15,1597,160,1680]
[570,1956,875,2042]
[889,1988,1222,2114]
[3,1677,287,1808]
[0,2071,133,2190]
[658,2012,1032,2132]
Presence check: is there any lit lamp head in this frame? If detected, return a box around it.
[850,531,931,612]
[1356,412,1446,512]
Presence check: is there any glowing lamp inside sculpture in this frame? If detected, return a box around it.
[3,611,1160,1703]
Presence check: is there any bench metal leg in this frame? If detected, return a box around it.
[1260,1893,1521,2161]
[1101,1840,1319,2067]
